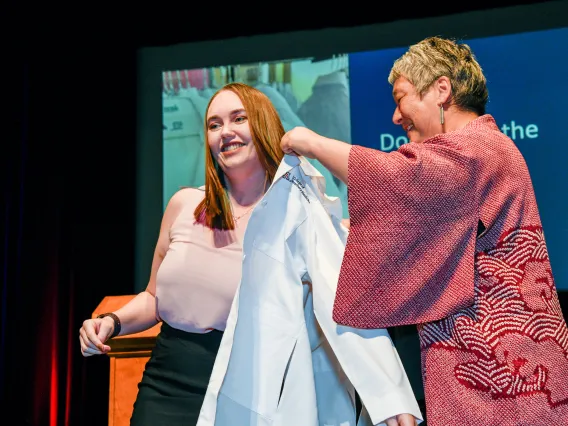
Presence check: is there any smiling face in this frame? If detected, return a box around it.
[206,89,263,177]
[391,76,443,144]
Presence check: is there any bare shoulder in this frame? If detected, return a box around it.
[168,186,205,207]
[163,186,206,223]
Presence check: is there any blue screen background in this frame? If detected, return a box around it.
[348,27,568,290]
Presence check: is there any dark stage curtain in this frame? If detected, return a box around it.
[3,41,136,426]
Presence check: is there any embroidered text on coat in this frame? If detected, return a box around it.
[283,172,310,203]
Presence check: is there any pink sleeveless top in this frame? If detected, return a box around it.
[155,187,249,333]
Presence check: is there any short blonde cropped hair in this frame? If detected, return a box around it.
[388,36,488,115]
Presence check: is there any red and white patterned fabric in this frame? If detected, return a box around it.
[333,115,568,425]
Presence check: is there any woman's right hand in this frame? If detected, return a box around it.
[79,316,115,357]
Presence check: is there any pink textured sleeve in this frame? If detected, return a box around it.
[333,143,480,328]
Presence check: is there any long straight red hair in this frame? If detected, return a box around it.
[194,83,285,230]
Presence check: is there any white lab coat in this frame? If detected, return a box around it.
[197,154,423,426]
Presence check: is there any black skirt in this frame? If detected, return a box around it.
[130,322,223,426]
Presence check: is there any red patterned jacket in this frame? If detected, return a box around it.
[333,115,568,425]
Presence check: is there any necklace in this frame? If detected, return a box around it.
[226,191,260,222]
[227,173,268,222]
[232,203,257,221]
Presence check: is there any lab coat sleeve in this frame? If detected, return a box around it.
[306,191,424,425]
[290,220,358,426]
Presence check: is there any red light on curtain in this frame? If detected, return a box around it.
[50,333,58,426]
[49,249,59,426]
[64,273,74,426]
[33,245,60,426]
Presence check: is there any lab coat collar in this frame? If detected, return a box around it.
[271,154,343,221]
[273,154,323,182]
[271,154,325,200]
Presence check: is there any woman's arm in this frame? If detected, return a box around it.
[281,127,352,184]
[80,190,186,355]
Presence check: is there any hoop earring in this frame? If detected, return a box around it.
[439,104,445,125]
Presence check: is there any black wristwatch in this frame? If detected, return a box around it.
[97,312,122,339]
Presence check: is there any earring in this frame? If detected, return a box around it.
[439,104,444,125]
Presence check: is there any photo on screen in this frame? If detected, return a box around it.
[346,26,568,291]
[161,55,351,217]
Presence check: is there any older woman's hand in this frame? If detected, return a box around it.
[280,126,323,159]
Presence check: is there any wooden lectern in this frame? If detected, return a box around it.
[92,295,161,426]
